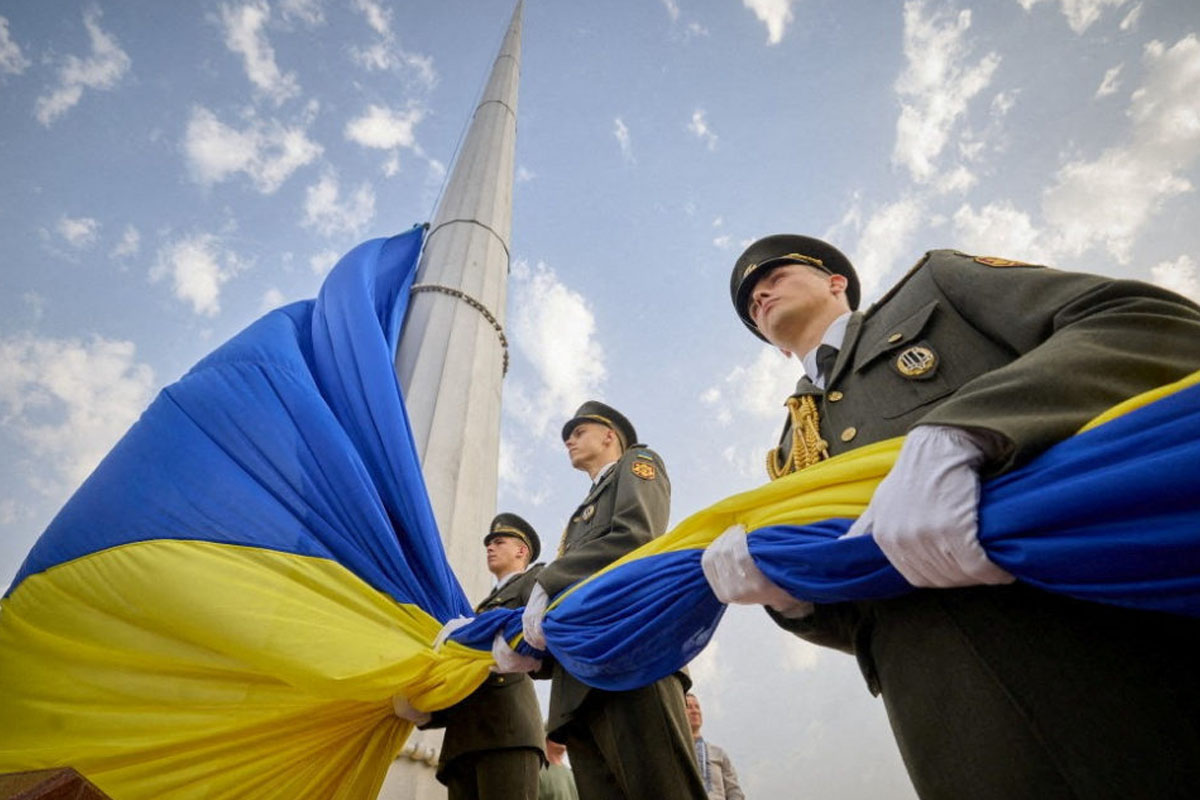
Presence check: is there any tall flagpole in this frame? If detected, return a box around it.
[381,3,523,797]
[396,0,521,600]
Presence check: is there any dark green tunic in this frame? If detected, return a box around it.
[768,250,1200,799]
[537,446,706,800]
[425,564,546,797]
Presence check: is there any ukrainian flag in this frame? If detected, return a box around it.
[0,227,492,799]
[452,370,1200,692]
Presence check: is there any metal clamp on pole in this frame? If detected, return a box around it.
[410,283,510,376]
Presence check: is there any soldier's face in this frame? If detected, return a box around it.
[564,422,613,470]
[748,264,847,349]
[485,535,527,577]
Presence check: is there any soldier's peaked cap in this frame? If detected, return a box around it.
[730,234,860,341]
[485,512,540,562]
[561,401,637,451]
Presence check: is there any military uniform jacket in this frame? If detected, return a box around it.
[768,250,1200,664]
[537,445,678,733]
[425,564,547,780]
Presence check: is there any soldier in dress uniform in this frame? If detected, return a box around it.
[704,234,1200,799]
[423,513,547,800]
[522,401,707,800]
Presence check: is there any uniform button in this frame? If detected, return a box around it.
[497,676,505,684]
[827,390,844,402]
[840,427,857,442]
[887,333,903,343]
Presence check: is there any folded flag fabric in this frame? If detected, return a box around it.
[0,227,493,800]
[466,370,1200,692]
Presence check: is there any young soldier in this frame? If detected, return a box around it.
[523,401,706,800]
[707,234,1200,799]
[425,513,547,800]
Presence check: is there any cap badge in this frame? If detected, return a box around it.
[895,346,938,378]
[631,461,656,480]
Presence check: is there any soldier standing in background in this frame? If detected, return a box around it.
[423,514,547,800]
[523,401,707,800]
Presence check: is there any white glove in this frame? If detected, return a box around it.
[845,425,1014,588]
[521,582,549,650]
[432,616,473,651]
[391,695,431,726]
[491,631,542,673]
[701,524,813,618]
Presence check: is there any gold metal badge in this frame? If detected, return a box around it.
[631,461,656,480]
[581,504,595,521]
[896,346,937,377]
[974,256,1033,268]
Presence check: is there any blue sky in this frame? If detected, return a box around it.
[2,1,1199,796]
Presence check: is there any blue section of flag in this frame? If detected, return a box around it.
[755,379,1200,616]
[517,379,1200,692]
[8,227,473,623]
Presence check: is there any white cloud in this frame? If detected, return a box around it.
[152,233,246,317]
[303,171,376,237]
[614,117,633,162]
[183,105,322,194]
[1150,254,1200,301]
[713,234,733,249]
[934,165,977,195]
[893,1,999,184]
[952,201,1050,262]
[259,287,286,312]
[497,435,550,508]
[1016,0,1129,34]
[56,216,100,249]
[991,90,1017,117]
[1042,35,1200,262]
[1119,2,1143,31]
[661,0,681,21]
[1096,64,1123,98]
[849,197,925,298]
[703,347,800,428]
[220,0,299,104]
[783,636,821,672]
[688,109,718,150]
[742,0,796,45]
[279,0,324,27]
[507,260,607,439]
[1,16,30,77]
[349,0,436,88]
[309,248,341,276]
[354,0,390,36]
[35,7,130,126]
[111,225,140,258]
[0,334,155,495]
[344,104,424,149]
[516,165,535,183]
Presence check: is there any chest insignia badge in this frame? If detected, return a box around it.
[895,345,938,378]
[581,504,596,521]
[631,461,656,480]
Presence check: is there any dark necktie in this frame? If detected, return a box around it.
[816,344,839,384]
